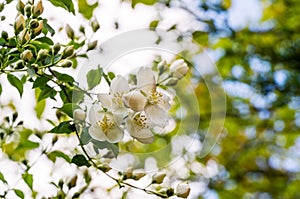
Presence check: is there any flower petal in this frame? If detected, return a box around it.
[110,75,130,94]
[88,104,105,124]
[123,90,147,112]
[158,93,171,111]
[106,127,124,143]
[137,67,156,93]
[145,104,168,127]
[97,93,113,110]
[89,124,107,141]
[126,119,154,144]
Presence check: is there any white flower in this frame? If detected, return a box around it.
[175,182,190,198]
[89,105,124,143]
[152,171,166,184]
[123,67,170,127]
[126,112,154,144]
[170,59,189,79]
[98,75,130,123]
[73,109,86,121]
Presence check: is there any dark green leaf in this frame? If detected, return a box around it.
[43,19,55,36]
[0,172,7,183]
[51,70,75,83]
[60,103,80,118]
[71,154,91,167]
[34,36,54,45]
[50,121,75,134]
[78,0,98,19]
[38,85,56,101]
[132,0,157,8]
[48,150,71,162]
[22,173,33,190]
[0,83,2,95]
[14,189,24,199]
[86,67,103,90]
[92,139,119,157]
[7,74,23,96]
[33,76,50,88]
[48,0,75,14]
[108,72,115,80]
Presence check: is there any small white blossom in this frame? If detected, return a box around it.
[170,59,189,79]
[89,105,123,143]
[152,171,166,184]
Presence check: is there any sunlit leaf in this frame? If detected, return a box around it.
[78,0,98,19]
[48,0,75,14]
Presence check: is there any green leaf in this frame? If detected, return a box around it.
[86,67,103,90]
[192,31,209,46]
[51,70,75,83]
[33,76,50,88]
[35,89,46,119]
[132,0,157,8]
[7,74,23,96]
[108,72,115,80]
[27,65,35,78]
[92,139,119,157]
[78,0,98,19]
[80,127,92,145]
[59,103,80,118]
[50,121,75,134]
[14,189,24,199]
[22,173,33,190]
[71,154,91,167]
[42,19,55,36]
[0,83,2,95]
[37,85,56,101]
[48,0,75,14]
[34,36,54,45]
[48,150,71,162]
[0,172,7,184]
[149,20,159,29]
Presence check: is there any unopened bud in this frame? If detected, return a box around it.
[19,29,30,45]
[165,77,178,86]
[158,60,168,75]
[122,167,133,180]
[30,19,39,28]
[1,31,8,40]
[65,24,74,39]
[73,109,86,121]
[68,176,77,189]
[91,19,100,32]
[175,182,190,198]
[32,0,43,17]
[99,163,111,172]
[14,14,26,34]
[37,49,48,61]
[132,170,146,180]
[152,172,166,184]
[16,1,25,14]
[170,59,189,79]
[53,43,61,54]
[15,60,24,69]
[33,20,43,36]
[0,3,4,12]
[24,4,32,18]
[20,49,33,62]
[87,40,97,51]
[62,46,74,58]
[79,25,85,34]
[57,59,73,68]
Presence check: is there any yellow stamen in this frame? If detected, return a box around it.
[148,90,163,105]
[97,115,115,134]
[133,114,148,131]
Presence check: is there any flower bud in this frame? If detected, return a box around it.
[33,20,43,36]
[73,109,86,121]
[165,77,178,86]
[65,24,74,39]
[19,29,30,45]
[122,167,133,180]
[87,40,97,51]
[20,50,33,62]
[175,182,190,198]
[32,0,43,17]
[16,1,25,14]
[0,3,4,12]
[24,4,32,18]
[62,46,74,58]
[14,14,26,34]
[1,31,8,40]
[37,49,48,61]
[152,172,166,184]
[91,19,100,32]
[57,59,73,68]
[30,19,39,28]
[158,60,168,75]
[79,25,85,34]
[99,163,111,172]
[68,176,77,189]
[132,170,146,180]
[53,43,61,54]
[170,59,189,79]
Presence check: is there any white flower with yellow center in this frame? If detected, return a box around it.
[89,105,124,143]
[125,112,154,144]
[123,67,170,127]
